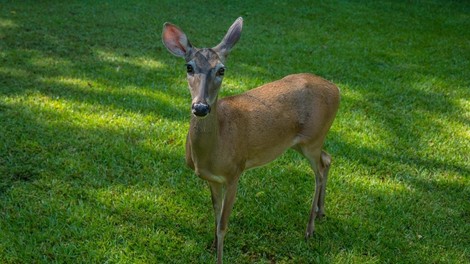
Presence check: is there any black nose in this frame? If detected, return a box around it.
[192,103,211,117]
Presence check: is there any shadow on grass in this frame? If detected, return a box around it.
[229,143,468,262]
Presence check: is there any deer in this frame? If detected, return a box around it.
[162,17,340,263]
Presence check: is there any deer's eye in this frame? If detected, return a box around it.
[217,67,225,76]
[186,64,194,74]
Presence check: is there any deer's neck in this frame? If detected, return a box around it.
[189,106,220,155]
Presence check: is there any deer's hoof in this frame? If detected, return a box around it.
[206,239,217,252]
[305,230,315,240]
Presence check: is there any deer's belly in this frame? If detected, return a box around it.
[244,139,294,170]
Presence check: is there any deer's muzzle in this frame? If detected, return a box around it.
[192,102,211,117]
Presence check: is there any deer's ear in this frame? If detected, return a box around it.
[162,23,192,58]
[213,17,243,61]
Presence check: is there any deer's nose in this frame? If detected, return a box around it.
[192,103,211,117]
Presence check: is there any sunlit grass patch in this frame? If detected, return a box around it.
[0,18,18,28]
[96,49,166,70]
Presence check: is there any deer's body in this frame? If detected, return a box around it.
[162,18,340,263]
[186,73,339,182]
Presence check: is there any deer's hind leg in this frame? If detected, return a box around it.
[317,150,331,219]
[295,144,331,239]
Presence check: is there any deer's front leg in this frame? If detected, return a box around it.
[216,178,240,264]
[208,182,223,250]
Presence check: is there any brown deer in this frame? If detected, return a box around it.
[162,17,340,263]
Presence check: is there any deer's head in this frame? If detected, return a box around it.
[162,17,243,117]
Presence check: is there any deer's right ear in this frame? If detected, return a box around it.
[162,23,192,58]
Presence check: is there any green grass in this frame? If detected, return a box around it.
[1,0,469,263]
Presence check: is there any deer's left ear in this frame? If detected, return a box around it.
[162,22,193,59]
[213,17,243,61]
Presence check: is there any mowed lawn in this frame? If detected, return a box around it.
[0,1,469,263]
